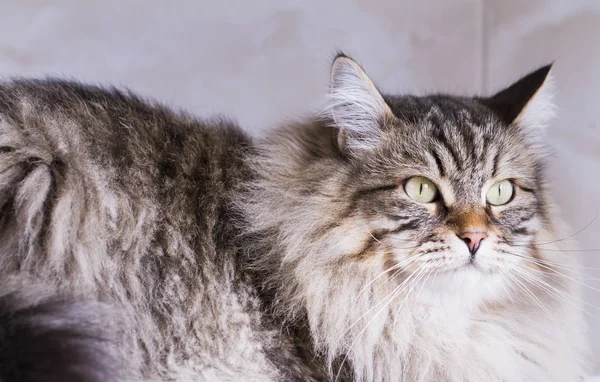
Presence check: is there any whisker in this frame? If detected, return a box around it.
[364,224,382,244]
[497,248,600,278]
[377,247,448,293]
[518,256,600,276]
[334,266,428,381]
[501,268,564,335]
[386,236,445,250]
[534,248,600,253]
[514,207,599,247]
[508,268,588,358]
[501,269,525,305]
[385,238,425,250]
[412,261,442,304]
[366,246,448,299]
[341,266,422,345]
[353,256,417,303]
[513,265,600,318]
[501,275,519,309]
[506,252,600,294]
[524,257,600,271]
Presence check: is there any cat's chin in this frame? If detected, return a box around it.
[418,255,492,276]
[448,258,495,274]
[416,261,510,305]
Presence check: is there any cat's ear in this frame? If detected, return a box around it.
[326,54,393,152]
[483,64,556,132]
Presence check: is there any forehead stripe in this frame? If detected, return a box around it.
[434,128,462,171]
[430,150,446,177]
[492,152,500,178]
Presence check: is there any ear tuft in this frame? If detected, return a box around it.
[483,64,556,132]
[325,55,393,152]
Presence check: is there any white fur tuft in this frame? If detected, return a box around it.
[515,70,557,133]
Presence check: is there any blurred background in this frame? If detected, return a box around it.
[1,0,599,373]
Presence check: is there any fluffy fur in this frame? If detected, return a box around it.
[0,55,592,381]
[0,277,126,382]
[327,55,394,152]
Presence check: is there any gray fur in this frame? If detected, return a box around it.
[0,80,298,381]
[0,55,590,381]
[0,277,127,382]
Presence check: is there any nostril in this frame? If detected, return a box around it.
[457,231,487,255]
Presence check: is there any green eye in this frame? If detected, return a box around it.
[404,176,438,203]
[486,179,514,206]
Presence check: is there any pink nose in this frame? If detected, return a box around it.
[458,231,487,255]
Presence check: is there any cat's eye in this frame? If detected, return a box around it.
[486,179,514,206]
[404,176,438,203]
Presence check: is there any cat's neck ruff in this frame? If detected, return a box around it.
[286,233,587,382]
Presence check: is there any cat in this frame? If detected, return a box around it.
[0,54,591,381]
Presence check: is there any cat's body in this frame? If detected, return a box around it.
[0,80,296,381]
[0,56,591,382]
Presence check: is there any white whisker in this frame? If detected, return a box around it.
[513,265,600,320]
[353,256,417,303]
[507,252,600,294]
[501,268,563,334]
[334,265,429,381]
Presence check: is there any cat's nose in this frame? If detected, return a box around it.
[458,231,487,255]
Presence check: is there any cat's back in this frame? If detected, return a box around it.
[0,78,252,264]
[0,77,251,211]
[0,77,250,183]
[0,79,277,380]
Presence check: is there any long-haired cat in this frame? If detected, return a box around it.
[0,54,591,381]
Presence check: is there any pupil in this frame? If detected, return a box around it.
[498,183,502,197]
[419,183,423,195]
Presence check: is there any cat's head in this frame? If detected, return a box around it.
[316,54,557,301]
[243,53,565,340]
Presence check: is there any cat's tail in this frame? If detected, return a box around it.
[0,280,130,382]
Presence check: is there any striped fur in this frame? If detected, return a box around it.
[0,55,591,381]
[240,56,590,381]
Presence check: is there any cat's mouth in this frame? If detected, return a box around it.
[460,256,501,275]
[439,255,490,275]
[445,261,481,273]
[465,259,481,270]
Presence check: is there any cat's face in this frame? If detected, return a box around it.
[327,55,556,303]
[344,101,546,301]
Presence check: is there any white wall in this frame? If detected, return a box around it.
[1,0,599,371]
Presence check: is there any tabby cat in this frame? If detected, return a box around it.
[0,54,590,381]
